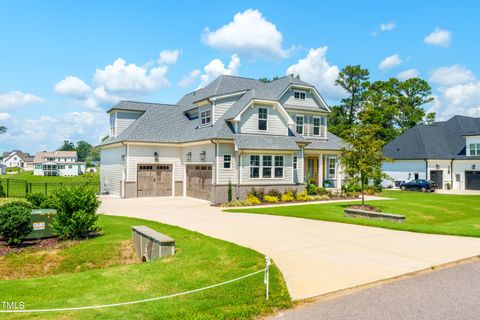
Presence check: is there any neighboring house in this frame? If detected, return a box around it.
[99,75,344,202]
[1,150,34,170]
[382,115,480,190]
[33,151,86,176]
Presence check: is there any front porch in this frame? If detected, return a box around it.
[304,152,342,190]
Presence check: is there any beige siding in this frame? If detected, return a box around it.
[127,145,183,182]
[239,104,288,135]
[216,143,237,184]
[240,152,293,185]
[214,96,238,123]
[293,150,304,183]
[279,89,324,110]
[100,146,125,196]
[115,111,142,137]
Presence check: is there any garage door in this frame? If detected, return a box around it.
[430,170,443,189]
[465,171,480,190]
[186,164,212,200]
[137,164,172,197]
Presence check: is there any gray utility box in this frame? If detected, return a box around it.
[132,226,175,262]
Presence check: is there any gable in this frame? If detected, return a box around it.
[278,86,329,113]
[239,103,289,136]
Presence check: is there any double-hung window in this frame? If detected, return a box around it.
[258,108,268,131]
[223,155,232,169]
[313,117,320,136]
[274,156,284,178]
[296,115,304,134]
[250,155,260,178]
[469,143,480,156]
[294,91,306,100]
[293,156,297,170]
[262,156,272,178]
[328,157,336,179]
[200,110,211,126]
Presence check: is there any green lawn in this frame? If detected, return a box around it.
[0,170,99,183]
[2,215,291,319]
[226,190,480,238]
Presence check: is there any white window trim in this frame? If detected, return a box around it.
[313,116,321,136]
[199,109,212,127]
[469,143,480,156]
[223,154,233,170]
[249,154,285,179]
[258,107,268,131]
[295,115,304,134]
[328,157,336,179]
[294,90,306,100]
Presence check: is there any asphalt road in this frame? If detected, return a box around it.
[268,260,480,320]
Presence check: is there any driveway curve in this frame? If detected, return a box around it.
[99,196,480,300]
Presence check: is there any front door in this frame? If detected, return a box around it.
[430,170,443,189]
[305,157,318,184]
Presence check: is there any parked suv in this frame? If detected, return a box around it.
[399,179,437,192]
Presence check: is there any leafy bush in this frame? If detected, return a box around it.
[246,194,261,205]
[315,187,328,195]
[227,180,233,203]
[364,187,376,196]
[285,188,298,198]
[248,187,265,202]
[281,192,295,202]
[305,179,317,195]
[264,195,279,203]
[48,187,100,240]
[266,189,282,199]
[0,182,5,197]
[25,193,48,208]
[296,191,309,201]
[221,200,251,207]
[0,201,33,245]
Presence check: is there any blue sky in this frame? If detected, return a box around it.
[1,1,479,153]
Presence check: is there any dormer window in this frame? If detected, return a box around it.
[258,108,268,131]
[469,143,480,156]
[200,109,211,126]
[294,91,306,100]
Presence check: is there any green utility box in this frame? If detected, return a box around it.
[27,209,57,239]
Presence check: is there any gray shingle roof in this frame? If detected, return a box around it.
[235,134,304,151]
[304,132,344,150]
[383,115,480,160]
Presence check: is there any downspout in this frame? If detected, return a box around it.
[211,139,218,203]
[121,141,127,198]
[424,159,428,180]
[237,151,242,200]
[450,159,454,189]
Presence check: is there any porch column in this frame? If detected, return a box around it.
[318,154,323,187]
[336,158,342,190]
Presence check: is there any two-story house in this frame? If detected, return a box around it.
[33,151,86,176]
[99,75,344,202]
[1,150,34,170]
[382,115,480,190]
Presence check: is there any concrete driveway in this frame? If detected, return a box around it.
[99,196,480,300]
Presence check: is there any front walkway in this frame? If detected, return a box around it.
[99,196,480,300]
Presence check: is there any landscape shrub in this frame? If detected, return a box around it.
[227,180,233,203]
[221,200,251,207]
[263,195,279,203]
[246,194,261,205]
[266,189,282,199]
[296,191,309,201]
[285,188,298,198]
[248,187,265,202]
[48,186,100,240]
[25,193,48,208]
[0,201,33,245]
[0,182,5,197]
[315,187,328,195]
[364,187,376,196]
[305,179,317,195]
[281,192,295,202]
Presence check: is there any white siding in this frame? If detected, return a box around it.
[466,136,480,156]
[217,143,237,184]
[239,104,288,135]
[279,89,324,110]
[382,160,427,187]
[214,96,238,123]
[452,160,480,190]
[127,145,183,182]
[100,146,125,196]
[115,111,142,136]
[241,152,293,185]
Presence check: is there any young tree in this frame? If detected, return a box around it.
[329,65,370,137]
[341,124,390,205]
[58,140,76,151]
[76,141,93,162]
[0,126,6,134]
[258,76,280,83]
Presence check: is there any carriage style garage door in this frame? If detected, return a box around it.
[465,171,480,190]
[186,164,212,200]
[430,170,443,189]
[137,164,172,197]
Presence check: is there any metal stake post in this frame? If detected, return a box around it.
[264,256,271,301]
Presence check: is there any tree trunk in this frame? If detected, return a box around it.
[361,172,365,206]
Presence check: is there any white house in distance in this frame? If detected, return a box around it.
[99,75,344,202]
[33,151,86,176]
[1,150,34,170]
[382,115,480,190]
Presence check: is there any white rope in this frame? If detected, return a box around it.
[0,268,267,313]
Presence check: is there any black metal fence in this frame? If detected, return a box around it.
[0,178,100,198]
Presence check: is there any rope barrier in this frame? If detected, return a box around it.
[1,256,271,314]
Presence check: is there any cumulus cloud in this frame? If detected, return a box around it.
[179,70,201,88]
[0,91,45,111]
[202,9,293,60]
[197,54,241,88]
[424,28,452,47]
[397,69,419,80]
[372,22,396,36]
[54,76,91,99]
[0,112,11,120]
[429,65,475,87]
[158,49,181,64]
[379,54,402,71]
[286,47,346,101]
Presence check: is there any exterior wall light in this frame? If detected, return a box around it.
[154,152,159,162]
[435,164,440,170]
[200,151,206,162]
[186,152,192,162]
[473,165,476,170]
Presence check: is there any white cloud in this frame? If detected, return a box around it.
[379,54,402,71]
[424,28,452,47]
[372,22,396,35]
[202,9,292,60]
[429,65,475,87]
[286,47,346,101]
[94,58,170,95]
[54,76,91,99]
[397,68,419,80]
[158,49,181,64]
[0,111,109,152]
[197,54,241,89]
[0,112,11,121]
[179,70,201,88]
[0,91,45,111]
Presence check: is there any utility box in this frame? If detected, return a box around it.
[27,209,57,239]
[132,226,175,262]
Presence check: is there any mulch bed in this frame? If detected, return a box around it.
[212,195,359,207]
[0,237,61,257]
[348,205,381,212]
